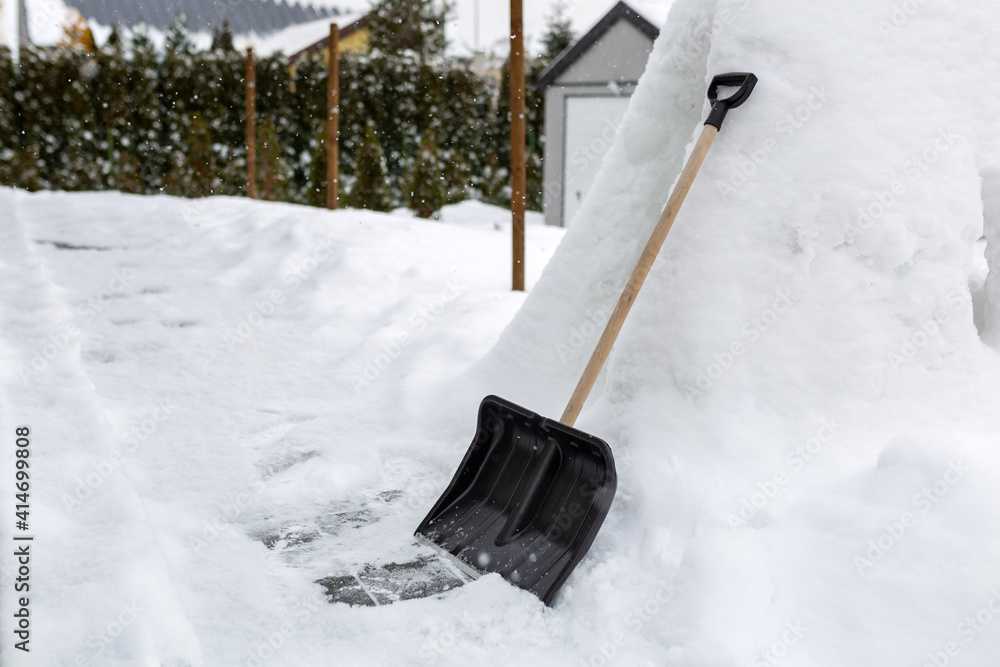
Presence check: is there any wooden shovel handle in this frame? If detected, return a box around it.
[560,123,719,427]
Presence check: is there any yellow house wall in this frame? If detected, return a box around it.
[339,28,368,54]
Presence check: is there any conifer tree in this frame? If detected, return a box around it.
[405,128,445,218]
[167,112,215,197]
[0,47,14,187]
[130,27,154,53]
[201,46,249,195]
[307,122,328,208]
[10,145,43,191]
[166,14,194,56]
[348,124,392,211]
[187,113,216,197]
[478,151,508,205]
[541,2,575,60]
[128,33,168,193]
[106,26,121,51]
[114,153,144,193]
[490,58,545,210]
[368,0,452,61]
[211,21,236,52]
[256,117,289,201]
[53,50,102,190]
[94,37,132,189]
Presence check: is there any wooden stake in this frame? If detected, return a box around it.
[559,125,719,427]
[245,47,257,200]
[510,0,526,292]
[326,23,340,210]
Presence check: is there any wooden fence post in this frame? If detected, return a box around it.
[510,0,526,292]
[246,47,257,200]
[326,24,340,210]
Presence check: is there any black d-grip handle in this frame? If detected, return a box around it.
[705,72,758,130]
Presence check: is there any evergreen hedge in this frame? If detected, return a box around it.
[0,37,546,216]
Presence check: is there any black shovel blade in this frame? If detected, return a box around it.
[415,395,617,605]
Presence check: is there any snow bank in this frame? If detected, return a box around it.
[447,0,1000,663]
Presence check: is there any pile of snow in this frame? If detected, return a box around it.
[430,199,545,230]
[456,0,1000,664]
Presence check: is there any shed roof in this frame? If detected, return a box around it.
[537,1,659,91]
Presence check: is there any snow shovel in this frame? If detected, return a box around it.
[416,72,758,605]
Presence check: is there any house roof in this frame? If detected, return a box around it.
[537,1,659,91]
[61,0,345,36]
[285,13,370,60]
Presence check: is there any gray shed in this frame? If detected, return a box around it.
[537,2,659,227]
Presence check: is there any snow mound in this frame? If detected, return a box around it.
[445,0,1000,663]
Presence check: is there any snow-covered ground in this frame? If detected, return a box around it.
[5,0,1000,665]
[0,191,566,665]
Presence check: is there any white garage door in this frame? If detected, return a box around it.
[562,95,631,226]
